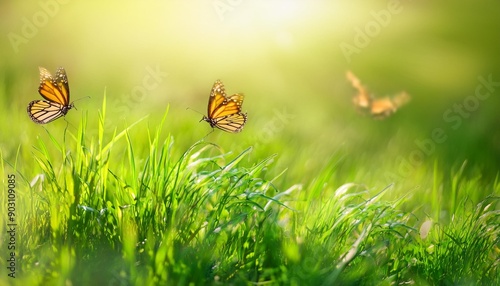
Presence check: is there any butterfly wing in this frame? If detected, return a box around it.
[370,92,410,119]
[211,113,247,133]
[203,80,247,133]
[391,91,410,107]
[346,71,372,112]
[38,67,70,106]
[370,97,397,119]
[211,94,244,118]
[207,80,240,117]
[27,100,69,124]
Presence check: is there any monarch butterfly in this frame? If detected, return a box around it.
[346,70,410,119]
[201,80,247,133]
[27,66,73,124]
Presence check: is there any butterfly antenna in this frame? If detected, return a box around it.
[72,96,91,105]
[186,107,205,116]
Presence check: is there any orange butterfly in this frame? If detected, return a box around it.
[346,70,410,119]
[27,67,73,124]
[202,80,247,133]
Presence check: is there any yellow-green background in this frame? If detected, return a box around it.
[2,0,500,205]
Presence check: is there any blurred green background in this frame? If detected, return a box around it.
[1,0,500,203]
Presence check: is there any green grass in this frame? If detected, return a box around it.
[1,95,498,285]
[2,2,500,284]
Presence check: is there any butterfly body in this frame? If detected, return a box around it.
[27,67,73,124]
[202,80,247,133]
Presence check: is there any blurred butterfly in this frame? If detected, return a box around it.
[27,67,73,124]
[346,70,410,119]
[202,80,247,133]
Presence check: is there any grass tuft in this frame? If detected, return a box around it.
[2,96,498,285]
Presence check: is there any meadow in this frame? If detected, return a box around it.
[1,1,499,285]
